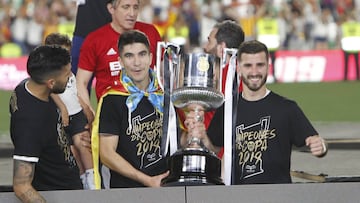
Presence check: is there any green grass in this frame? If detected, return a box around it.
[268,81,360,122]
[0,90,11,136]
[1,81,359,136]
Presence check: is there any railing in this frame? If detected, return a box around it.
[1,183,360,203]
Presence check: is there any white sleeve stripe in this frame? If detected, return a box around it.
[13,155,39,162]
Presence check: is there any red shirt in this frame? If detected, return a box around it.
[78,22,161,100]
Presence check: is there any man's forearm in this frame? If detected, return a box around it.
[16,187,46,203]
[13,160,46,203]
[76,68,93,108]
[100,151,151,186]
[78,96,95,124]
[77,85,91,108]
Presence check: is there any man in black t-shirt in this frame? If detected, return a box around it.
[183,40,328,184]
[93,30,169,188]
[10,46,82,202]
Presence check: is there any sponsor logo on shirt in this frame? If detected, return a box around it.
[109,61,122,76]
[107,48,117,55]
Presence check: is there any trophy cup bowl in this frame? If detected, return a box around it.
[161,52,224,186]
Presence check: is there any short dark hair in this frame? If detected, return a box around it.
[237,40,269,62]
[117,30,150,54]
[44,33,72,48]
[27,45,71,84]
[214,20,245,49]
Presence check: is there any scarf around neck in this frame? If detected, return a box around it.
[121,69,164,115]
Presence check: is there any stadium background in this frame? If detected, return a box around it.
[1,0,359,188]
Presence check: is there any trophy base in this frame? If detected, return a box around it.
[162,147,224,186]
[162,176,224,186]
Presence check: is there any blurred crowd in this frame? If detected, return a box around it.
[0,0,360,57]
[0,0,77,56]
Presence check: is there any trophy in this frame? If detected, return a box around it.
[157,43,225,186]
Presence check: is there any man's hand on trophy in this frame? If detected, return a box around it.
[143,170,170,187]
[183,108,221,153]
[183,109,208,148]
[184,109,205,132]
[184,108,204,125]
[185,103,205,125]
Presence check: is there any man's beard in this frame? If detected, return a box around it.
[241,74,267,92]
[51,83,66,94]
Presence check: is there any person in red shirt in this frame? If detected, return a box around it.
[76,0,161,111]
[203,20,245,94]
[71,0,111,94]
[178,20,244,158]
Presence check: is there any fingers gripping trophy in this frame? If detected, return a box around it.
[156,42,225,186]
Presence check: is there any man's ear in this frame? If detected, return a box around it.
[118,56,124,67]
[217,42,227,60]
[107,2,114,15]
[236,63,241,76]
[46,78,56,90]
[220,42,227,49]
[149,52,153,62]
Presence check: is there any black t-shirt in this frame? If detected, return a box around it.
[99,94,167,188]
[208,91,317,184]
[10,79,82,190]
[73,0,111,38]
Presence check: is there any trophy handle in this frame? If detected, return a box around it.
[156,41,166,90]
[156,42,182,156]
[221,48,238,69]
[220,48,238,92]
[221,48,238,186]
[155,42,181,91]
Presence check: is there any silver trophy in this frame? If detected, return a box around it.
[157,43,224,186]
